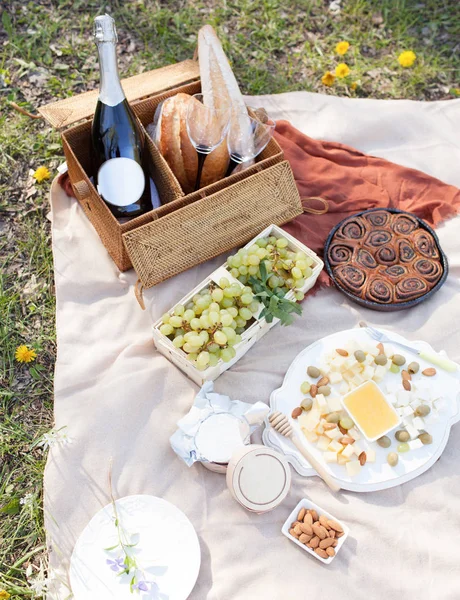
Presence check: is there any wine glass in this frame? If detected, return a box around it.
[186,93,231,191]
[226,108,276,176]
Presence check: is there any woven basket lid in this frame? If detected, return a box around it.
[39,59,200,129]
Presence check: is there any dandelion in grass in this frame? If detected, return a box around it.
[335,41,349,55]
[33,166,51,183]
[0,590,11,599]
[321,71,335,87]
[335,63,350,78]
[15,345,37,363]
[350,81,358,91]
[398,51,416,68]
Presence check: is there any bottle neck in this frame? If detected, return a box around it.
[96,41,125,107]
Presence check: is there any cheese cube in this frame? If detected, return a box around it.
[342,444,355,458]
[366,448,376,463]
[365,354,375,365]
[325,426,342,439]
[301,408,320,431]
[406,424,419,440]
[352,374,365,386]
[373,365,387,382]
[328,439,344,453]
[348,427,361,441]
[339,382,349,395]
[408,438,423,450]
[410,399,422,411]
[329,371,343,384]
[346,460,362,477]
[402,406,414,417]
[362,365,375,380]
[317,435,331,451]
[301,428,318,443]
[367,345,380,357]
[386,393,397,407]
[412,416,425,430]
[315,394,329,413]
[337,453,350,465]
[352,442,364,456]
[316,422,325,435]
[327,395,343,413]
[343,356,358,370]
[324,451,338,463]
[397,390,412,407]
[342,370,354,383]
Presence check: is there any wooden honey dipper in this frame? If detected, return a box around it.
[269,411,341,492]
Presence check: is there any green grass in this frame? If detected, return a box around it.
[0,0,458,597]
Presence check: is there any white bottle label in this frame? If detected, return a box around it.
[97,157,145,207]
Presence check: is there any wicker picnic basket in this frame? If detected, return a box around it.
[39,60,303,290]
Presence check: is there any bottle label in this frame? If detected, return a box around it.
[97,157,145,207]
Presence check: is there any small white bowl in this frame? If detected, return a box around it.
[281,498,349,564]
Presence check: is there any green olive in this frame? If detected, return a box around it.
[395,430,410,442]
[387,452,399,466]
[418,432,433,445]
[397,442,410,453]
[354,350,366,363]
[392,354,406,366]
[389,364,400,374]
[415,405,431,417]
[300,397,313,411]
[374,354,388,366]
[326,412,341,424]
[339,417,354,430]
[408,361,420,375]
[377,436,391,448]
[300,381,311,395]
[318,385,331,396]
[307,366,321,378]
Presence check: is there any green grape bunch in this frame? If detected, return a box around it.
[159,278,260,371]
[227,235,315,302]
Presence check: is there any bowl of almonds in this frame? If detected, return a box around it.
[281,499,349,563]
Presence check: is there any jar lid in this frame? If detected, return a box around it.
[226,445,291,513]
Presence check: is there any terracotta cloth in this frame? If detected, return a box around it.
[274,120,460,285]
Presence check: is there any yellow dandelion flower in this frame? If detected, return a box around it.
[335,41,350,55]
[398,50,416,68]
[335,63,351,78]
[0,590,11,599]
[15,345,37,363]
[321,71,335,87]
[350,81,358,91]
[33,166,51,183]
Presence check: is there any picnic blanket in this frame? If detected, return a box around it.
[46,92,460,600]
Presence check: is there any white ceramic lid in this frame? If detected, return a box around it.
[226,444,291,513]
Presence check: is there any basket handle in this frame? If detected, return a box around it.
[73,179,91,201]
[301,196,329,215]
[134,279,146,310]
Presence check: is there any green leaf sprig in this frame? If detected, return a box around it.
[248,261,302,326]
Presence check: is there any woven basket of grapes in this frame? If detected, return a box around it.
[152,225,323,385]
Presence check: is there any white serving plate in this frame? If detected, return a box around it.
[263,328,460,492]
[281,498,349,564]
[70,495,200,600]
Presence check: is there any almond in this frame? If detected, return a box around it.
[299,533,312,544]
[401,370,411,381]
[303,513,313,526]
[291,521,299,529]
[327,519,343,533]
[309,509,319,522]
[317,376,330,387]
[319,515,330,528]
[314,548,329,559]
[359,451,367,466]
[297,507,306,522]
[323,423,337,431]
[340,436,355,445]
[422,368,436,377]
[377,342,384,354]
[319,537,336,549]
[329,530,336,538]
[294,524,303,535]
[336,348,348,356]
[289,528,299,538]
[338,425,347,435]
[300,522,313,536]
[309,536,320,549]
[326,547,336,557]
[403,380,411,391]
[291,407,302,419]
[310,384,318,398]
[332,539,338,547]
[336,531,344,538]
[312,524,328,540]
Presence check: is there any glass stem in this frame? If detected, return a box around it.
[195,152,207,191]
[225,157,240,177]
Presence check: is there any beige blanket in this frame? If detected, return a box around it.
[46,92,460,600]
